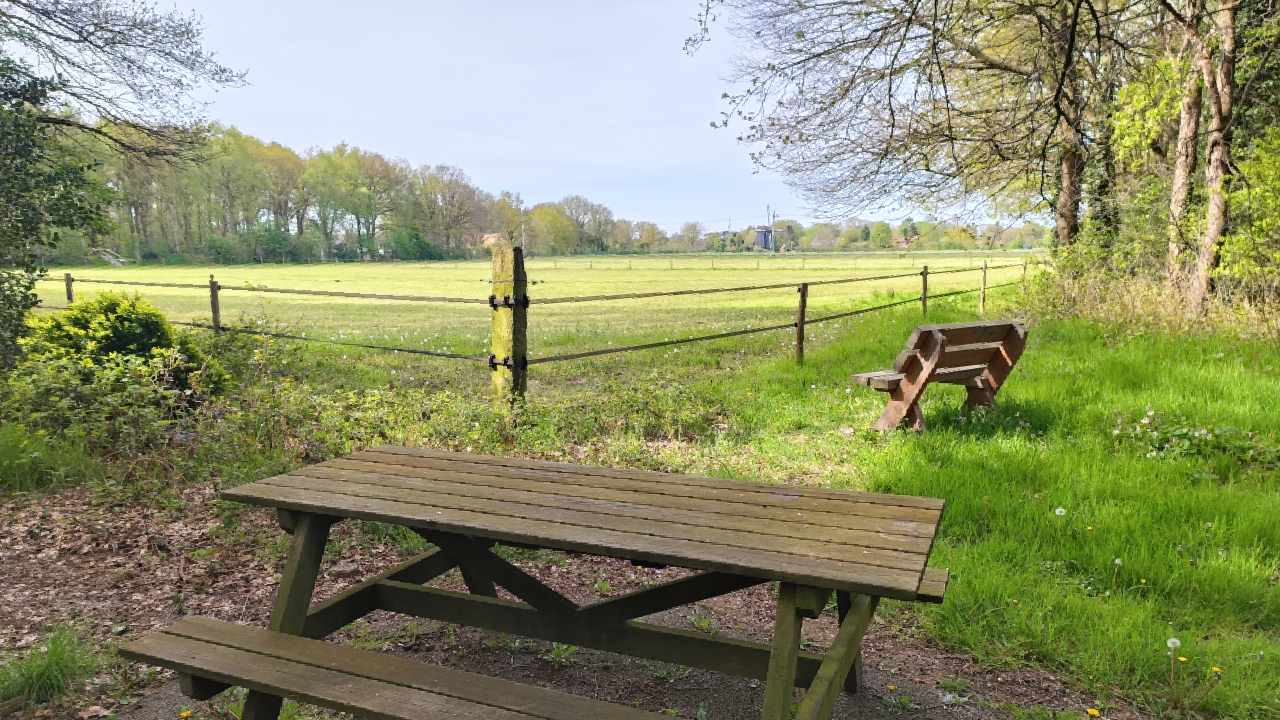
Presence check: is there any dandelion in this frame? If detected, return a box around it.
[1212,667,1222,674]
[887,685,896,691]
[1087,526,1093,531]
[1168,638,1181,649]
[1055,507,1066,516]
[1114,558,1122,566]
[1178,657,1188,663]
[180,712,193,718]
[1087,710,1100,717]
[1140,579,1146,584]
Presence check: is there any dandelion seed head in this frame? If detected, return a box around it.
[1168,638,1181,649]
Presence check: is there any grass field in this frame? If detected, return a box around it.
[35,252,1029,361]
[20,252,1280,718]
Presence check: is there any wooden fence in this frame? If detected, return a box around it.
[47,250,1026,409]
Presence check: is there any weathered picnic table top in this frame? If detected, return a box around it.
[222,446,945,601]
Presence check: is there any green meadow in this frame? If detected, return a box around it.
[20,254,1280,717]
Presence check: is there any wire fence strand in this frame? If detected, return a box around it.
[40,277,485,304]
[531,264,1019,304]
[526,281,1018,365]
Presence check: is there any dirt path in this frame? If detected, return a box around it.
[0,485,1132,720]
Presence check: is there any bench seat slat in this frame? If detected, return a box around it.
[931,365,987,384]
[120,617,660,720]
[936,341,1002,369]
[851,370,904,391]
[907,320,1018,348]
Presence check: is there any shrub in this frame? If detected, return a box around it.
[21,291,223,393]
[0,627,96,707]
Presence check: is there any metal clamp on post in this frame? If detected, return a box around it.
[488,294,531,310]
[487,355,528,370]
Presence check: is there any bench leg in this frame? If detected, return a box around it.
[965,379,996,409]
[905,402,925,432]
[762,583,804,720]
[242,512,337,720]
[795,594,879,720]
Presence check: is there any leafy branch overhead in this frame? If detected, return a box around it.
[0,0,245,156]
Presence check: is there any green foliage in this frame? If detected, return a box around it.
[540,643,579,668]
[0,59,113,366]
[869,221,893,248]
[0,424,99,493]
[1223,126,1280,288]
[0,627,97,706]
[21,291,222,393]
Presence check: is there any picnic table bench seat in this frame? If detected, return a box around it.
[853,319,1027,432]
[120,616,661,720]
[121,448,950,720]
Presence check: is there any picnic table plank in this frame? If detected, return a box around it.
[286,465,936,554]
[255,474,927,571]
[368,446,946,510]
[327,454,944,524]
[222,482,927,598]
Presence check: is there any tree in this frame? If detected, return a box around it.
[869,222,893,248]
[0,0,243,156]
[0,61,112,366]
[688,0,1137,245]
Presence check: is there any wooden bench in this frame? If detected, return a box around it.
[119,448,950,720]
[120,616,661,720]
[852,319,1027,431]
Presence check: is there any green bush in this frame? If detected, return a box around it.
[0,627,96,706]
[21,291,223,393]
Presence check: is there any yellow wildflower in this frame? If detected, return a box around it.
[180,712,193,719]
[1140,579,1146,584]
[1086,710,1100,717]
[1087,526,1093,531]
[1178,657,1188,662]
[887,685,896,691]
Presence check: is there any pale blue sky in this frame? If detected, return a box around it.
[184,0,824,232]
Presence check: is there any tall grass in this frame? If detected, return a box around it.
[0,628,97,706]
[0,424,100,494]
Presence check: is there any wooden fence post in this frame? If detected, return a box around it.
[795,283,808,364]
[1022,257,1028,294]
[921,265,929,315]
[64,273,73,304]
[209,275,222,334]
[490,241,528,410]
[980,261,988,314]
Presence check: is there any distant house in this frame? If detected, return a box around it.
[753,227,774,251]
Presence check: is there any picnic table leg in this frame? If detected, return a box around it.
[795,594,880,720]
[241,513,337,720]
[762,583,804,720]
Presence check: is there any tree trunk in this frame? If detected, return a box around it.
[1187,3,1236,316]
[1168,0,1205,281]
[1056,144,1083,244]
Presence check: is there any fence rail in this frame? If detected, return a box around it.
[38,254,1028,407]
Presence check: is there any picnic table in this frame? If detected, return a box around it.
[120,447,948,720]
[853,319,1028,432]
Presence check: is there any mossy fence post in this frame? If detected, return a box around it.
[64,273,73,304]
[209,275,222,334]
[921,265,929,315]
[980,261,988,314]
[795,282,808,364]
[489,241,528,410]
